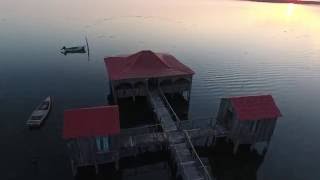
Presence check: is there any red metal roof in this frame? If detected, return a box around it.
[229,95,282,121]
[105,50,195,80]
[63,105,120,139]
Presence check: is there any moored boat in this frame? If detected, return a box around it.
[26,96,52,128]
[61,46,86,54]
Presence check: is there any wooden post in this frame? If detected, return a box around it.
[233,141,239,154]
[204,136,209,147]
[76,139,83,163]
[212,136,216,146]
[146,78,149,90]
[70,160,77,176]
[94,163,99,174]
[263,141,270,155]
[115,158,119,171]
[187,82,192,120]
[250,144,254,151]
[111,82,118,104]
[92,137,99,175]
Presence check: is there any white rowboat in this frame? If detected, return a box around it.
[26,96,52,128]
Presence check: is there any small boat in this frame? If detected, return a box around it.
[61,46,86,55]
[26,96,52,128]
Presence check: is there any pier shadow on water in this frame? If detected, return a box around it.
[197,138,266,180]
[164,93,190,120]
[75,151,171,180]
[117,96,156,128]
[74,139,265,180]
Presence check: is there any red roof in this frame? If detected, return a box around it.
[105,50,195,80]
[229,95,282,121]
[63,105,120,139]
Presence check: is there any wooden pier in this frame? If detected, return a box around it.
[148,88,217,180]
[64,87,229,179]
[63,50,282,179]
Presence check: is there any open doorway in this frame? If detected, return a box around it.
[224,109,233,130]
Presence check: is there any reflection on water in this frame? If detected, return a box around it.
[1,0,320,180]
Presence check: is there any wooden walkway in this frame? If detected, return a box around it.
[68,88,228,178]
[69,122,227,172]
[148,89,213,180]
[69,126,167,168]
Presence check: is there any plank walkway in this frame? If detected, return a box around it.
[69,123,227,169]
[68,88,228,178]
[69,131,167,167]
[148,89,212,180]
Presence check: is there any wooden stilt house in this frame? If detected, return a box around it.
[216,95,282,153]
[104,50,194,106]
[63,105,120,175]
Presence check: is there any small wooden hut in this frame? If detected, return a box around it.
[104,50,195,105]
[216,95,282,153]
[63,105,120,175]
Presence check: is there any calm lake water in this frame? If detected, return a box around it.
[1,0,320,179]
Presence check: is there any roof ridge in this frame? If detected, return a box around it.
[65,105,117,112]
[154,53,171,68]
[135,50,170,68]
[120,50,170,76]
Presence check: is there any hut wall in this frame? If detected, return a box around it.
[67,136,117,166]
[110,75,193,99]
[216,99,237,132]
[112,79,148,98]
[253,119,277,142]
[159,75,192,94]
[67,138,97,166]
[216,98,230,124]
[229,119,277,144]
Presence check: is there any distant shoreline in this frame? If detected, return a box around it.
[244,0,320,5]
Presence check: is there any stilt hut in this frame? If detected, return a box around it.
[104,50,194,106]
[216,95,282,153]
[63,105,120,175]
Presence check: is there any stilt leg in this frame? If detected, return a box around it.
[94,163,99,174]
[212,136,216,147]
[70,160,77,177]
[250,144,254,151]
[115,160,119,170]
[233,141,239,154]
[263,141,270,155]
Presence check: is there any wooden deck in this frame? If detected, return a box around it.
[68,121,227,171]
[68,88,229,179]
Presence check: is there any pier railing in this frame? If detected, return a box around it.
[158,88,182,129]
[184,130,213,180]
[120,124,163,136]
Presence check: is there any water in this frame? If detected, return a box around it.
[1,0,320,179]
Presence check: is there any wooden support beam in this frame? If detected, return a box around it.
[233,141,240,154]
[115,159,119,170]
[70,159,77,177]
[250,142,256,151]
[94,163,99,174]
